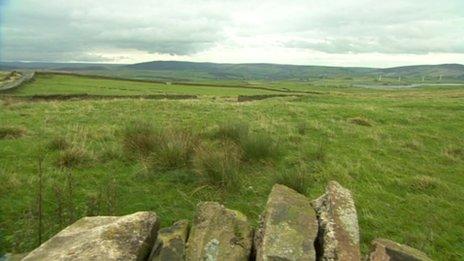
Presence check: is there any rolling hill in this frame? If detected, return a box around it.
[1,61,463,81]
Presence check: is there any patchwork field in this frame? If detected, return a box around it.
[1,73,463,259]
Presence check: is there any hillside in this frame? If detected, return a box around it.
[2,61,464,82]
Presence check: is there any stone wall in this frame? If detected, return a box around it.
[0,71,35,92]
[18,181,432,261]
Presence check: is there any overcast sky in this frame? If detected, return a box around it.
[1,0,463,67]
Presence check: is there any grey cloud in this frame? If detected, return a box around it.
[0,0,229,61]
[1,0,463,62]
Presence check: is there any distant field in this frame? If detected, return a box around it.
[11,73,293,97]
[1,73,463,260]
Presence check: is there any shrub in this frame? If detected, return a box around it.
[0,126,26,139]
[349,117,372,127]
[192,141,242,189]
[56,147,89,168]
[122,122,159,158]
[151,130,198,170]
[241,133,280,161]
[47,136,70,151]
[275,164,312,194]
[213,121,249,142]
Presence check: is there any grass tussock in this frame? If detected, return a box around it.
[122,122,159,158]
[296,121,309,135]
[0,126,26,139]
[212,121,281,162]
[47,136,70,151]
[192,141,242,189]
[408,175,442,193]
[213,121,249,142]
[349,117,373,127]
[150,130,198,170]
[56,147,90,169]
[241,134,281,161]
[275,164,312,194]
[443,146,464,160]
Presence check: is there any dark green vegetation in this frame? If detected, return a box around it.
[1,72,463,260]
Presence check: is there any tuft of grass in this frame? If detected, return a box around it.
[151,130,198,170]
[0,126,26,139]
[212,121,249,142]
[443,146,464,161]
[56,147,90,169]
[349,117,372,127]
[275,163,312,194]
[296,121,309,135]
[47,137,70,151]
[122,121,159,158]
[192,141,242,189]
[241,133,281,161]
[408,176,442,193]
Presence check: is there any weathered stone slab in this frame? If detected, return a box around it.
[148,219,189,261]
[255,184,318,261]
[186,202,253,261]
[23,211,159,261]
[312,181,360,260]
[368,238,432,261]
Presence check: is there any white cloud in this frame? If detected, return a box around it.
[1,0,463,66]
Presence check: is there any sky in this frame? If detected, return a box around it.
[0,0,463,67]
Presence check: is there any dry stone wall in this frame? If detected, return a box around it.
[19,181,432,261]
[0,71,35,92]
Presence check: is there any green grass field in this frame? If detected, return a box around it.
[1,73,463,259]
[12,73,293,97]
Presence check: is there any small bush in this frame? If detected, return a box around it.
[122,122,159,158]
[193,141,242,189]
[213,121,249,142]
[275,164,312,194]
[56,147,89,168]
[241,133,280,161]
[47,136,70,151]
[151,130,198,170]
[0,126,26,139]
[349,117,372,127]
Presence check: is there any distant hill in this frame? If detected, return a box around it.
[2,61,463,81]
[126,61,464,80]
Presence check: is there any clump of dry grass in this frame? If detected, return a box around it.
[408,175,441,193]
[192,141,242,189]
[212,121,281,162]
[56,147,90,169]
[296,121,309,135]
[47,136,70,151]
[151,130,199,170]
[0,126,26,139]
[122,122,159,159]
[212,121,249,142]
[349,117,372,127]
[275,163,312,194]
[443,146,464,161]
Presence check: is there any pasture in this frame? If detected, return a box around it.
[1,73,463,259]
